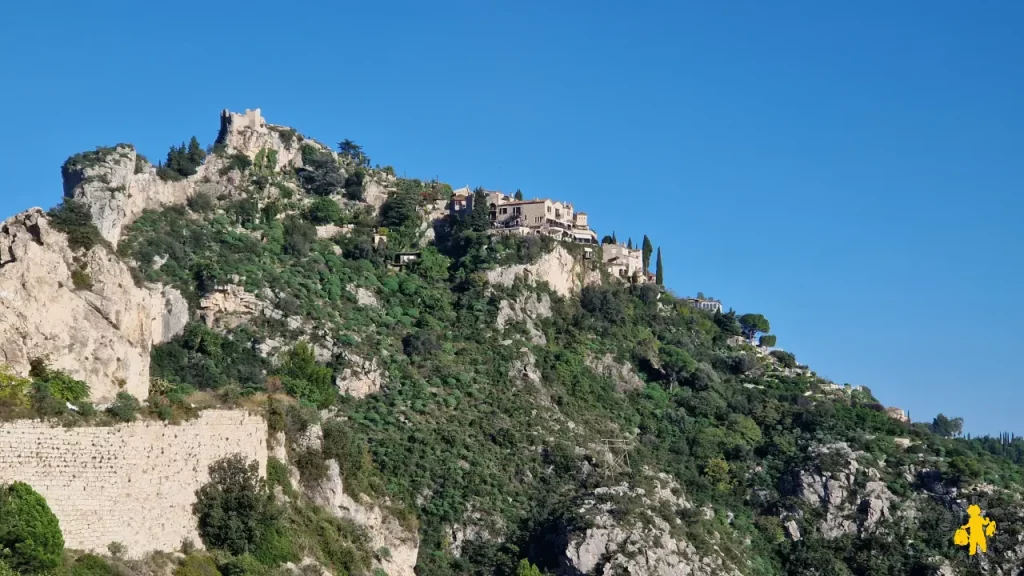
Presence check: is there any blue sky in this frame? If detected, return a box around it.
[1,1,1021,434]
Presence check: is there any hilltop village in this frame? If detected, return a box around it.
[447,186,724,311]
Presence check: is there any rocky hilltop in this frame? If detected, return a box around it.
[0,108,1020,576]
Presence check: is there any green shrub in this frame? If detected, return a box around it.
[194,456,282,558]
[159,137,206,181]
[134,153,149,174]
[175,553,222,576]
[0,482,65,574]
[48,199,105,252]
[107,392,141,422]
[71,266,93,290]
[188,192,216,213]
[770,350,797,369]
[305,197,342,225]
[30,358,90,403]
[277,343,335,409]
[69,554,116,576]
[0,561,14,576]
[0,365,31,412]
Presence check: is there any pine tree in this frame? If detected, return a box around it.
[187,136,206,168]
[514,189,523,201]
[642,235,653,271]
[655,247,664,285]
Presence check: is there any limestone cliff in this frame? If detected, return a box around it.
[486,246,595,297]
[0,209,186,401]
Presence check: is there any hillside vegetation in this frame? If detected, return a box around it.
[2,111,1022,576]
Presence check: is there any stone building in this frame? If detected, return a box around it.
[603,243,646,284]
[448,189,598,244]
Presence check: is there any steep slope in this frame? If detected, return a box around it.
[2,108,1023,576]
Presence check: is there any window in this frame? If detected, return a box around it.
[535,216,542,223]
[500,208,507,214]
[513,207,521,216]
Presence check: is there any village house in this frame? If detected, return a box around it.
[686,297,723,313]
[886,407,910,423]
[603,243,647,284]
[448,188,599,245]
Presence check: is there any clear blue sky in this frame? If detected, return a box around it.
[1,1,1021,435]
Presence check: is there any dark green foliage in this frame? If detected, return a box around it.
[738,313,770,340]
[194,456,288,559]
[188,192,216,213]
[642,235,653,272]
[0,482,64,574]
[283,216,316,256]
[305,197,342,225]
[277,343,335,409]
[29,358,90,403]
[379,188,420,230]
[655,247,663,284]
[69,554,116,576]
[758,334,777,348]
[159,137,206,180]
[151,323,268,391]
[297,145,345,197]
[48,199,105,252]
[107,392,141,422]
[514,189,524,201]
[402,330,442,357]
[343,167,365,201]
[222,153,253,175]
[770,349,797,368]
[338,139,370,167]
[932,413,964,438]
[134,152,149,174]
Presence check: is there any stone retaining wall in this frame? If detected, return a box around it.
[0,410,267,557]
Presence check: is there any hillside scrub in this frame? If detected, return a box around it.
[32,118,1024,576]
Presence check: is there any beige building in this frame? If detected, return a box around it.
[603,243,646,283]
[449,189,598,244]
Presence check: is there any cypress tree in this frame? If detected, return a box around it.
[642,235,653,271]
[655,247,664,285]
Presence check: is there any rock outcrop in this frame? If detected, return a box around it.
[486,246,584,297]
[335,352,386,398]
[199,284,279,329]
[784,442,895,538]
[496,293,551,345]
[0,209,186,401]
[310,460,419,576]
[62,109,308,249]
[563,477,742,576]
[585,352,645,392]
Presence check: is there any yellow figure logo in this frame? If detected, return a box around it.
[954,505,996,555]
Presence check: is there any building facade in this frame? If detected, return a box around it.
[448,189,598,244]
[686,298,723,313]
[603,243,646,283]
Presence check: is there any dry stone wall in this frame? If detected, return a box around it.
[0,410,267,557]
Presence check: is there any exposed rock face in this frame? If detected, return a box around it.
[362,176,392,213]
[496,293,551,345]
[62,110,307,249]
[586,353,645,392]
[335,352,385,398]
[316,224,352,239]
[62,145,194,247]
[509,347,542,386]
[198,284,279,329]
[563,477,741,576]
[0,209,186,401]
[785,442,895,538]
[310,460,419,576]
[347,284,380,309]
[486,246,583,297]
